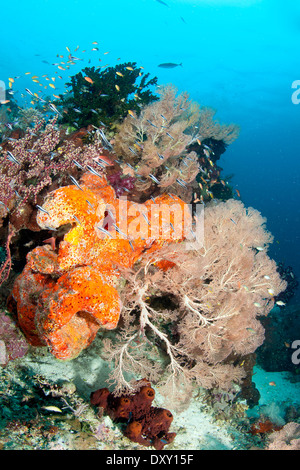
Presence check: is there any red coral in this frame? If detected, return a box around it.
[90,380,176,450]
[250,419,283,435]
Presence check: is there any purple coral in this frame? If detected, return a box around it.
[0,311,29,366]
[107,171,135,197]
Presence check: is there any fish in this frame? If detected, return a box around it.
[86,165,102,177]
[84,76,94,84]
[97,225,113,238]
[149,174,160,184]
[246,327,256,334]
[0,100,10,105]
[42,406,62,413]
[36,204,50,216]
[116,72,123,77]
[128,147,138,156]
[268,288,275,296]
[142,212,150,226]
[176,178,187,188]
[49,84,56,89]
[6,150,20,165]
[256,246,264,251]
[146,119,158,128]
[269,382,276,387]
[25,88,34,96]
[276,300,286,306]
[158,62,183,68]
[115,85,120,91]
[155,0,169,6]
[128,110,135,118]
[73,215,82,225]
[49,103,61,115]
[69,174,83,191]
[126,66,134,71]
[92,47,99,51]
[165,132,174,139]
[235,188,241,198]
[254,302,261,308]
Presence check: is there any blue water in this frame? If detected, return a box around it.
[1,0,299,301]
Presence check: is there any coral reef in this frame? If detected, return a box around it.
[0,310,28,366]
[57,62,159,129]
[0,117,110,232]
[102,199,287,401]
[113,85,239,202]
[8,173,190,359]
[266,422,300,450]
[90,379,176,450]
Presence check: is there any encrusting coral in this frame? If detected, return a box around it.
[8,172,191,360]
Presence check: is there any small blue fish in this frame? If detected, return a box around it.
[166,132,174,139]
[146,119,158,128]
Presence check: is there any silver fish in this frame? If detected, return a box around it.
[97,225,113,238]
[36,204,50,216]
[73,159,83,170]
[149,173,160,184]
[69,174,83,191]
[6,150,20,165]
[86,165,102,177]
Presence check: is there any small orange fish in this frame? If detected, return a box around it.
[235,189,241,198]
[58,66,65,70]
[49,83,56,89]
[115,84,120,91]
[269,381,276,386]
[84,76,94,84]
[196,138,202,146]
